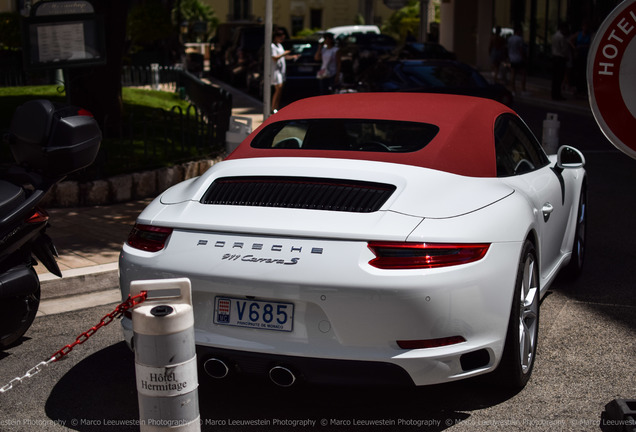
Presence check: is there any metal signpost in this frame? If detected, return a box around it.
[263,0,273,119]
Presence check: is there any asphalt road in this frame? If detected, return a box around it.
[0,101,635,432]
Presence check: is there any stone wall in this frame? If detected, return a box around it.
[43,156,224,208]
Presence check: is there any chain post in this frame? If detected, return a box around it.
[0,291,147,394]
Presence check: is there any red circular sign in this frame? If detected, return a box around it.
[588,0,636,159]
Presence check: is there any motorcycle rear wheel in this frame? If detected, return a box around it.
[0,278,41,349]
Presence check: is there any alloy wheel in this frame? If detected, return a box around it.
[519,253,539,374]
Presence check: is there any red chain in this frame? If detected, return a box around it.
[49,291,147,362]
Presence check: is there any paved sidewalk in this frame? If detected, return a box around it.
[513,74,591,116]
[38,200,152,315]
[38,73,592,314]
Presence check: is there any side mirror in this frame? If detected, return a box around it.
[557,145,585,169]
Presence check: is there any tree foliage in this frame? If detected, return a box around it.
[127,1,174,51]
[172,0,219,42]
[0,12,21,50]
[382,0,421,43]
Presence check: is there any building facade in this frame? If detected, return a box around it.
[439,0,624,74]
[1,0,623,76]
[206,0,623,74]
[204,0,397,34]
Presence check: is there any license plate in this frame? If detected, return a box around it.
[214,297,294,332]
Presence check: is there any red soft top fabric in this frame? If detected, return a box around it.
[226,93,515,177]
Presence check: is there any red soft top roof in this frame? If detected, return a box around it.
[226,93,515,177]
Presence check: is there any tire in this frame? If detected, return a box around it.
[562,184,587,280]
[0,273,41,349]
[495,240,540,390]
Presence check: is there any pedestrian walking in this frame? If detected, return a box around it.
[271,30,298,113]
[314,33,341,95]
[562,22,575,95]
[507,25,527,95]
[551,22,569,100]
[489,26,506,84]
[569,21,593,96]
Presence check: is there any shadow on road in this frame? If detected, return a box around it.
[45,342,521,431]
[553,151,636,332]
[45,343,138,431]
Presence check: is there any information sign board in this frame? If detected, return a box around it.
[22,0,105,70]
[588,0,636,159]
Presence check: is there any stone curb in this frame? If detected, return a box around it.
[41,265,120,301]
[42,155,225,208]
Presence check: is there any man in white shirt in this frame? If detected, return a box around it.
[551,22,569,100]
[507,25,527,95]
[314,33,341,95]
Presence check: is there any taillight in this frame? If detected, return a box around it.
[127,224,173,252]
[368,242,490,269]
[77,108,94,117]
[397,336,466,349]
[26,208,49,224]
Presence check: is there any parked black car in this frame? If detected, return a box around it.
[281,38,322,102]
[355,59,513,106]
[397,42,456,60]
[338,33,398,84]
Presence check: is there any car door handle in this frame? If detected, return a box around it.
[542,203,554,221]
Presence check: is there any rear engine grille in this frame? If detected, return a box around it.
[200,176,396,213]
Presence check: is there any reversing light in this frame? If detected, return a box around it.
[397,336,466,349]
[127,224,173,252]
[367,241,490,269]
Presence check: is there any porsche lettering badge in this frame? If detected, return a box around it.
[197,239,324,265]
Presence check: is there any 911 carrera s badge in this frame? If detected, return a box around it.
[222,253,300,265]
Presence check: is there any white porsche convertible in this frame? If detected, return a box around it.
[120,93,586,389]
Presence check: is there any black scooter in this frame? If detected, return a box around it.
[0,100,101,348]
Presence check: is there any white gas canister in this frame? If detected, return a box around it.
[130,278,200,432]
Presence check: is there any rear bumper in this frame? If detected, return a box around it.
[120,236,521,386]
[122,314,495,387]
[116,144,550,387]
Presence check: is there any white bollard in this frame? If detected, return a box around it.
[225,115,253,154]
[150,63,161,91]
[542,113,560,154]
[130,278,200,432]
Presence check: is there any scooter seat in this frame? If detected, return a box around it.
[0,180,25,222]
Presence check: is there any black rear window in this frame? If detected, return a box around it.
[250,119,439,153]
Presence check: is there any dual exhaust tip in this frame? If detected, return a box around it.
[203,358,296,387]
